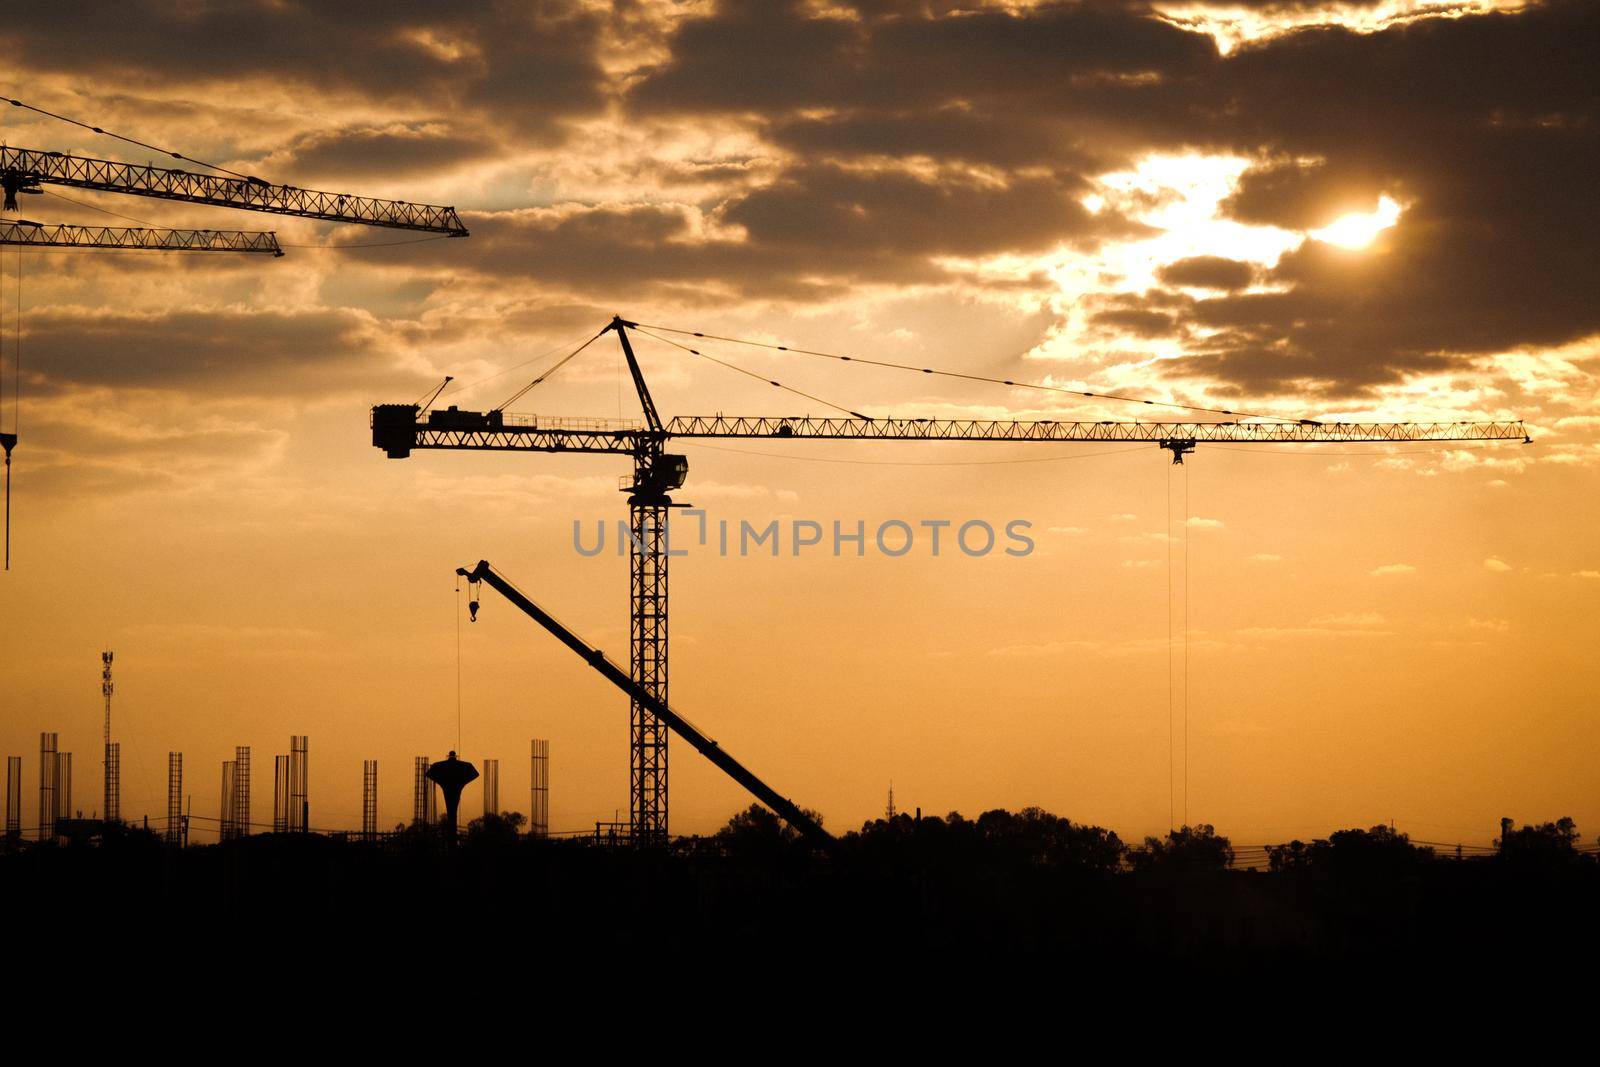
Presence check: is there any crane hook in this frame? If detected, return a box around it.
[455,566,482,620]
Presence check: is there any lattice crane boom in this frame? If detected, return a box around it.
[1,218,283,255]
[459,560,834,851]
[1,146,467,235]
[373,407,1529,457]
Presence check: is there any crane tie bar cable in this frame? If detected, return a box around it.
[493,327,609,411]
[633,322,1318,425]
[6,95,259,182]
[631,325,875,421]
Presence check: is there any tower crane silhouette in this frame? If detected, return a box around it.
[0,97,471,568]
[372,316,1528,843]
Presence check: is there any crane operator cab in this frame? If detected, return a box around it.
[627,453,689,504]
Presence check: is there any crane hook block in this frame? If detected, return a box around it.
[468,597,480,622]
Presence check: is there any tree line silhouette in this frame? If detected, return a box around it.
[2,805,1594,966]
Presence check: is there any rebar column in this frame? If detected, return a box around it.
[54,751,71,824]
[38,732,56,841]
[530,739,549,838]
[413,756,431,827]
[288,735,308,832]
[220,760,236,841]
[166,752,183,846]
[362,760,378,840]
[273,754,289,833]
[483,758,499,817]
[234,746,251,839]
[4,756,20,839]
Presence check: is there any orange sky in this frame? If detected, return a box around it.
[1,1,1595,845]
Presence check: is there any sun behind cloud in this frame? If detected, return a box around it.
[1310,195,1403,250]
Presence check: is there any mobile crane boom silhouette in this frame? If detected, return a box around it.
[457,559,834,850]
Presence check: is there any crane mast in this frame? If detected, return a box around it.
[101,650,117,824]
[373,318,1529,843]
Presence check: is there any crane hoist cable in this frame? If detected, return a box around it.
[1,246,18,570]
[633,321,1318,425]
[630,325,875,421]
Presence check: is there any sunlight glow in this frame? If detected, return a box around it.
[1309,195,1403,249]
[1154,2,1529,56]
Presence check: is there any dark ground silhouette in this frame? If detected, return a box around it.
[4,806,1594,973]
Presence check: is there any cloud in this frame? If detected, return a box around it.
[1370,563,1416,576]
[1309,612,1388,628]
[18,307,412,396]
[1483,556,1512,572]
[1156,255,1256,291]
[3,0,1593,409]
[0,2,610,142]
[259,123,497,182]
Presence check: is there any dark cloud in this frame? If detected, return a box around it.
[0,1,608,141]
[1155,0,1600,391]
[626,0,1600,396]
[1090,307,1178,337]
[262,124,496,181]
[1156,256,1257,291]
[19,307,420,396]
[5,0,1594,402]
[630,1,1215,117]
[386,160,1137,301]
[722,162,1119,258]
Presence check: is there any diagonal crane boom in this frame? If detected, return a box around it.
[458,560,834,851]
[1,219,284,255]
[1,146,468,235]
[371,316,1529,843]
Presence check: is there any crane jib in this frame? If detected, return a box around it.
[1,146,467,236]
[371,403,1530,457]
[0,220,284,255]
